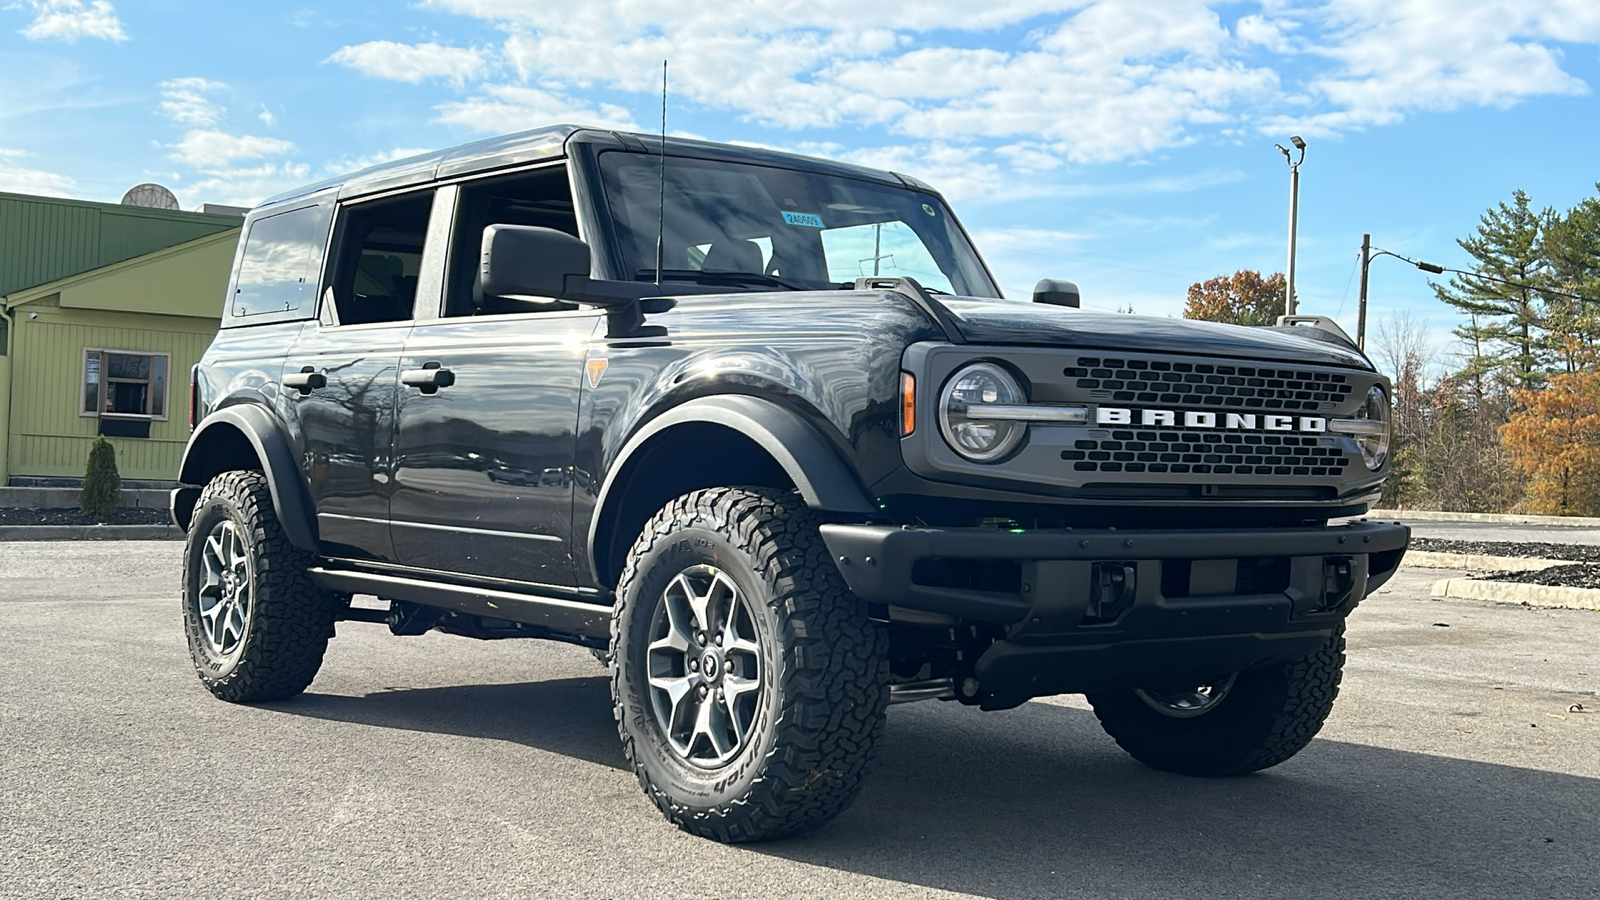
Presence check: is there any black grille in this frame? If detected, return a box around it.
[1060,429,1352,477]
[1065,357,1352,413]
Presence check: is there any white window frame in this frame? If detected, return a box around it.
[80,348,172,421]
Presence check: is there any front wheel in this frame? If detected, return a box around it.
[1087,625,1346,777]
[181,470,337,703]
[611,487,889,842]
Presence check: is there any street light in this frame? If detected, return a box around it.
[1356,235,1445,350]
[1274,135,1307,317]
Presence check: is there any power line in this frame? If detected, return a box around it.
[1374,246,1600,306]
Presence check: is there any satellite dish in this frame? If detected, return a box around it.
[120,183,181,210]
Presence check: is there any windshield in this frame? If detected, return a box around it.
[597,152,1000,297]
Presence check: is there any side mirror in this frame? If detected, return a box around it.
[479,224,594,303]
[1033,279,1080,309]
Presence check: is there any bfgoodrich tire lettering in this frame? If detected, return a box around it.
[611,486,889,842]
[1087,624,1346,777]
[181,470,336,703]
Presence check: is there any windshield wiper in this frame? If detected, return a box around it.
[638,269,815,291]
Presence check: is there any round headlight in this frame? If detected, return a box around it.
[938,362,1026,462]
[1353,385,1391,470]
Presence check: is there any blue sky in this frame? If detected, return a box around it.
[3,0,1599,363]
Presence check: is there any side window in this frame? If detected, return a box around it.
[446,166,579,317]
[233,204,330,318]
[327,192,435,326]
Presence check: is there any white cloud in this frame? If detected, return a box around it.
[323,146,435,176]
[412,0,1600,171]
[1260,0,1600,135]
[18,0,125,43]
[158,77,226,127]
[257,107,276,127]
[329,40,488,84]
[436,84,637,132]
[186,161,312,208]
[0,147,77,196]
[170,129,295,169]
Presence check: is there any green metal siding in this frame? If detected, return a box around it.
[0,191,240,297]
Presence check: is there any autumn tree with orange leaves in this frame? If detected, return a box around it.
[1501,368,1600,515]
[1183,270,1289,326]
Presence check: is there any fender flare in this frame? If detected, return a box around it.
[177,405,319,552]
[588,394,878,576]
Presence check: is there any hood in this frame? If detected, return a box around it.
[938,299,1371,369]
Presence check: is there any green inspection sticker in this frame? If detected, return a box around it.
[922,203,937,217]
[781,211,825,228]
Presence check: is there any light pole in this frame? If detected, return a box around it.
[1275,135,1306,317]
[1356,237,1445,350]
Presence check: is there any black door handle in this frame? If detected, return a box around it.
[283,366,327,395]
[401,362,455,394]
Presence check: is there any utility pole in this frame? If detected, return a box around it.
[1275,136,1307,317]
[1357,233,1370,350]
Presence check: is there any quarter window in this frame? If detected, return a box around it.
[234,204,330,319]
[81,349,169,419]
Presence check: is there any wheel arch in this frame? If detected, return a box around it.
[588,394,877,588]
[174,405,318,551]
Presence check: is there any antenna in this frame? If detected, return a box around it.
[654,59,667,286]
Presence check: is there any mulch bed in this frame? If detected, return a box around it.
[1409,538,1600,589]
[0,508,172,526]
[1409,538,1600,563]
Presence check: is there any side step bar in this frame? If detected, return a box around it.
[309,568,612,646]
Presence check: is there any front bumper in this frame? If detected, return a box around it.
[820,519,1409,697]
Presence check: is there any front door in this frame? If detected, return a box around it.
[390,312,597,586]
[388,162,597,588]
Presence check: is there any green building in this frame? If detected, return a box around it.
[0,191,241,485]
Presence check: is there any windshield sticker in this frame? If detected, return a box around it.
[922,203,937,217]
[781,211,825,228]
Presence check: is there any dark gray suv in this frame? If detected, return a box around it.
[173,125,1409,842]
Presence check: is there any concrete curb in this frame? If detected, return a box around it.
[0,524,182,542]
[1371,508,1600,527]
[1404,551,1567,572]
[1431,577,1600,611]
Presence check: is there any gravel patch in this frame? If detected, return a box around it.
[0,507,172,526]
[1409,537,1600,563]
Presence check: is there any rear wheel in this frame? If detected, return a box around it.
[181,470,337,703]
[1087,625,1345,777]
[611,487,889,842]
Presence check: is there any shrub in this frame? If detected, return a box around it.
[79,435,122,520]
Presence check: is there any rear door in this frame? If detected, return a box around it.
[389,164,599,588]
[281,188,441,561]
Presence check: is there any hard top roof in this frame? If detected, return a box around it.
[259,125,925,211]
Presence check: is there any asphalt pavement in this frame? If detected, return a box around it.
[1400,520,1600,546]
[3,541,1597,899]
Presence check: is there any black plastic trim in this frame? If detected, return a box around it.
[308,568,612,646]
[176,404,319,551]
[819,519,1410,623]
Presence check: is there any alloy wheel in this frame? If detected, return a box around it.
[198,520,252,657]
[1135,674,1239,719]
[645,565,764,768]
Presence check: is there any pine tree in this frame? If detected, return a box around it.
[79,436,122,520]
[1434,190,1554,392]
[1541,186,1600,372]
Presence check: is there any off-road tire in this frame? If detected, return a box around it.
[1087,624,1345,777]
[611,487,889,842]
[181,470,337,703]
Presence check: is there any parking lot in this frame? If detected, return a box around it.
[3,540,1597,900]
